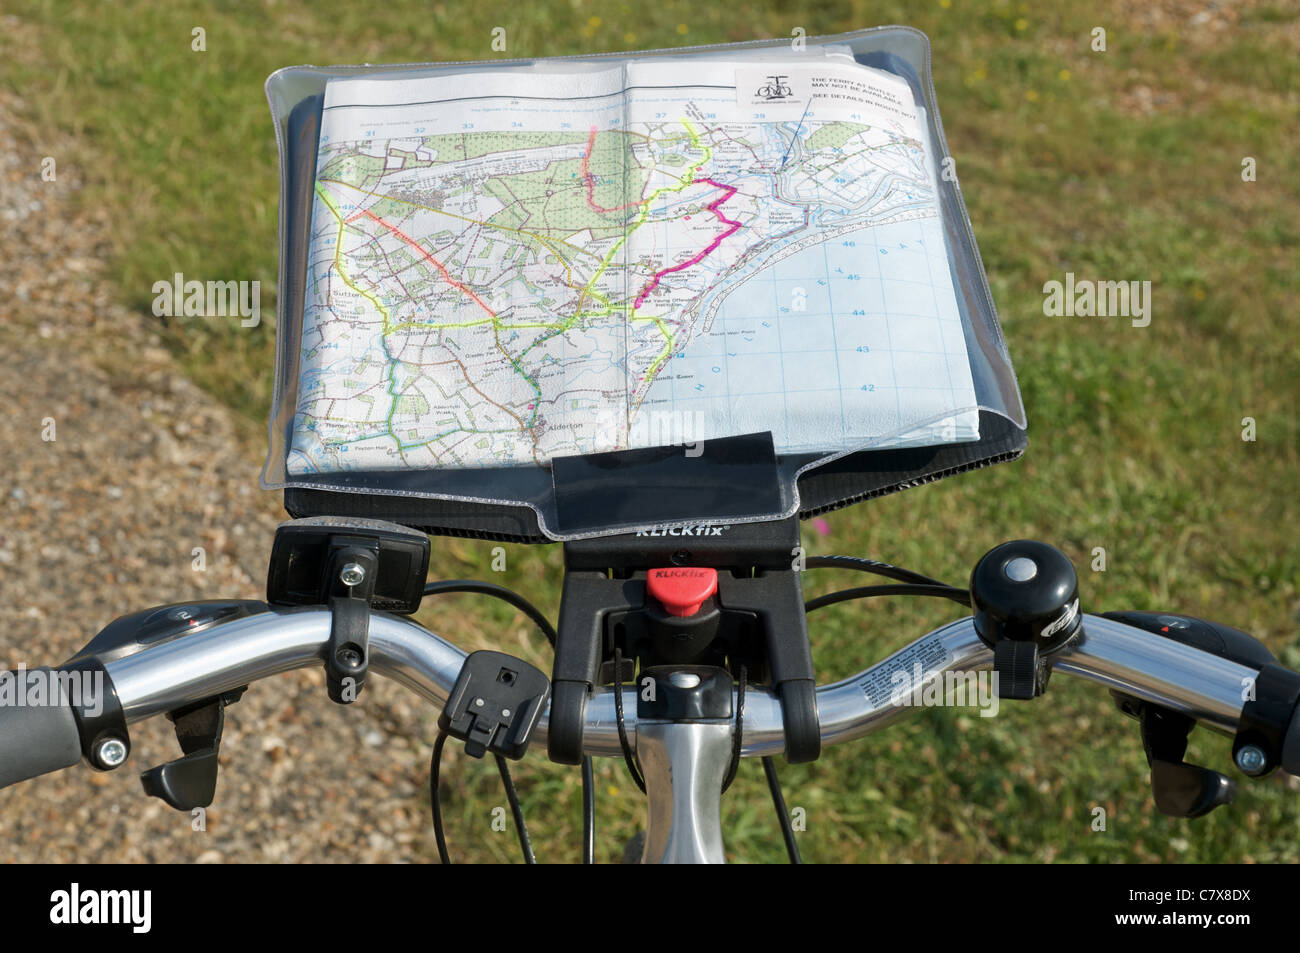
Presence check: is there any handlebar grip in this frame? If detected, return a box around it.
[0,669,85,789]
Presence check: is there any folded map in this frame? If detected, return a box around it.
[289,53,980,474]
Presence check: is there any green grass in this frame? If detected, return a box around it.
[4,0,1297,862]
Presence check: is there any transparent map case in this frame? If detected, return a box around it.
[262,26,1026,541]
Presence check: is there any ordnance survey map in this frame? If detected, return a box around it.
[289,55,978,474]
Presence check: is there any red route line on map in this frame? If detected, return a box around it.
[633,177,741,310]
[356,209,498,319]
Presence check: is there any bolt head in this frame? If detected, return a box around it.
[1236,745,1267,775]
[95,737,128,768]
[340,562,366,587]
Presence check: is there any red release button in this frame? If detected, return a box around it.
[646,567,718,617]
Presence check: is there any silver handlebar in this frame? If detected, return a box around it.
[101,607,1258,756]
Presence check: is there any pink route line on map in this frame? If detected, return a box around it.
[581,127,646,214]
[633,177,742,310]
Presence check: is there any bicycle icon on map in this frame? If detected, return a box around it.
[755,75,793,100]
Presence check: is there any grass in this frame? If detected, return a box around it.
[3,0,1297,862]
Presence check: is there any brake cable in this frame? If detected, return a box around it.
[763,756,802,864]
[721,664,747,794]
[804,554,956,589]
[806,582,970,612]
[613,646,646,793]
[429,729,538,864]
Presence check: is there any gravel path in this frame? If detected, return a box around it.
[0,91,436,863]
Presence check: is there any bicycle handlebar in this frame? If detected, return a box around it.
[1,608,1293,790]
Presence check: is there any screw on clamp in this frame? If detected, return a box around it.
[94,737,128,769]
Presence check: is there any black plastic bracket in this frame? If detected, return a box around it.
[1234,663,1300,777]
[548,516,819,765]
[324,545,378,704]
[992,641,1051,700]
[59,656,131,771]
[439,651,550,760]
[140,687,245,811]
[267,517,432,705]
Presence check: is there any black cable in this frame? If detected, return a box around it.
[421,579,591,861]
[762,756,802,864]
[721,665,747,794]
[422,579,558,647]
[613,646,646,793]
[430,729,452,864]
[581,755,595,864]
[805,582,970,612]
[804,554,955,589]
[495,754,536,864]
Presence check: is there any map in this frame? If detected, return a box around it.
[288,57,979,474]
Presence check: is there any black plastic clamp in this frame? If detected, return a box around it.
[1234,663,1300,778]
[266,517,431,706]
[548,516,820,765]
[324,545,379,704]
[439,651,550,760]
[59,657,131,771]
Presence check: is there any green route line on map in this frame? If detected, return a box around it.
[313,183,394,334]
[361,207,545,427]
[314,182,413,448]
[315,181,541,443]
[319,174,628,362]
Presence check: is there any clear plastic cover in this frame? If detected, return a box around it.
[262,26,1024,540]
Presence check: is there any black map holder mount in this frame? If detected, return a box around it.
[547,514,820,766]
[266,517,431,705]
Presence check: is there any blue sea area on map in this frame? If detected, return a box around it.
[643,215,978,454]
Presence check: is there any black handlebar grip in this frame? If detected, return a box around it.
[1283,704,1300,777]
[0,668,85,789]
